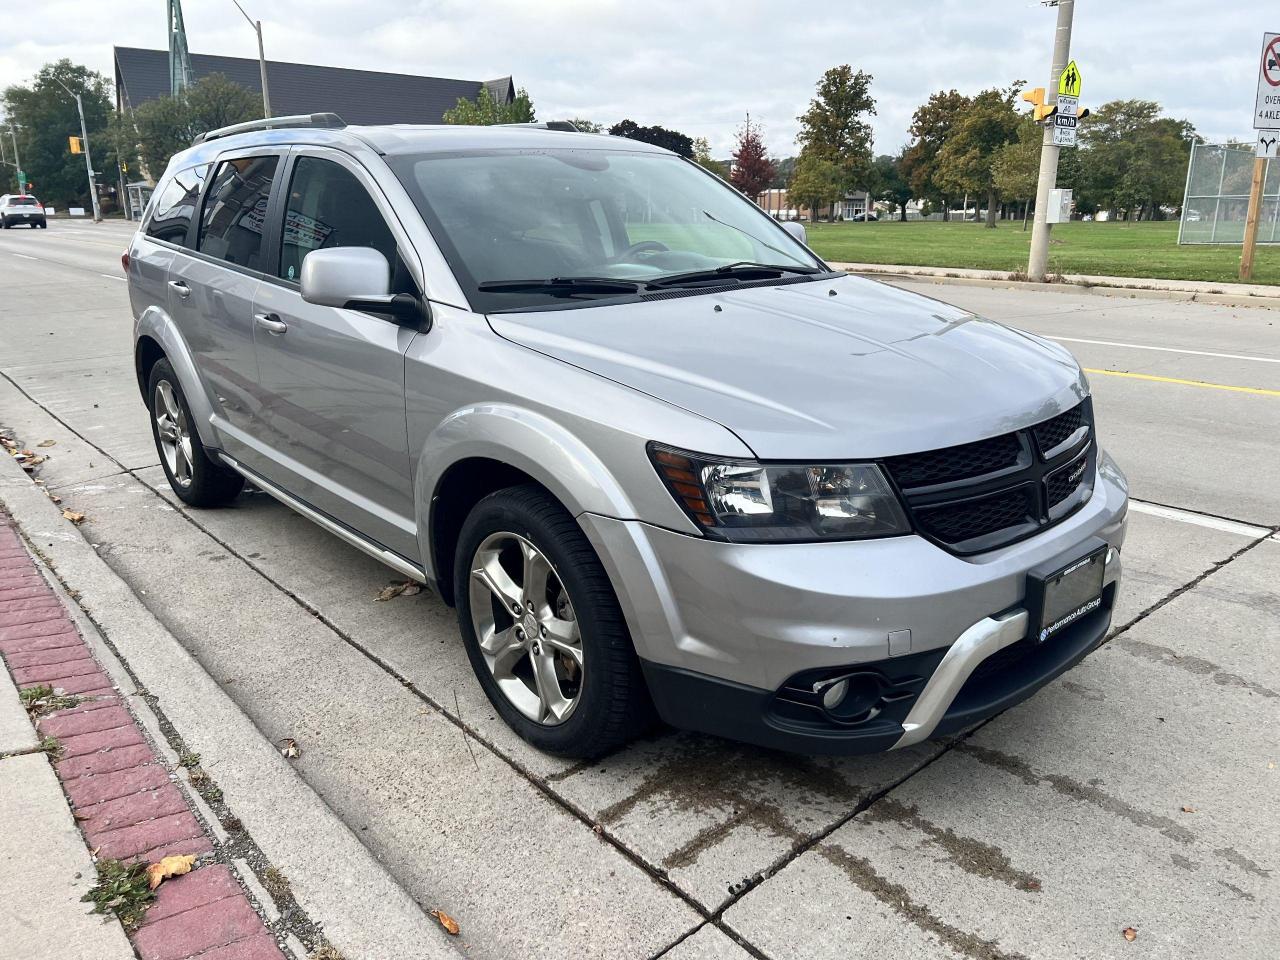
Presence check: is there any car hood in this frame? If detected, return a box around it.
[487,274,1088,459]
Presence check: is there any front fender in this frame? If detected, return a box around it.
[414,403,641,577]
[135,306,220,450]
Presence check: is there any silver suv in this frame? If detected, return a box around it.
[126,114,1128,758]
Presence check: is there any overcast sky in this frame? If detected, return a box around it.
[0,1,1269,156]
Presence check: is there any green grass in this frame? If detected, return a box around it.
[803,220,1279,286]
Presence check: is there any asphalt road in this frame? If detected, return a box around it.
[1,220,1277,960]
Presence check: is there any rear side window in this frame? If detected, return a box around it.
[198,156,279,271]
[145,165,207,245]
[278,156,398,283]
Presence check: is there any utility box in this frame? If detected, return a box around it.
[1046,188,1073,224]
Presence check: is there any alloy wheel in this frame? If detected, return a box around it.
[468,531,584,725]
[153,380,194,488]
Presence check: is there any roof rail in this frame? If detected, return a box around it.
[496,120,581,132]
[194,112,347,146]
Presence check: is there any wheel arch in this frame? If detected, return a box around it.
[134,307,219,449]
[416,404,639,605]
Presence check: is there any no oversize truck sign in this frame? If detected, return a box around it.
[1255,32,1280,129]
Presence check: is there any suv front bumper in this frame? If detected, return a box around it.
[581,453,1127,754]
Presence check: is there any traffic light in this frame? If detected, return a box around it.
[1021,88,1056,123]
[68,135,83,154]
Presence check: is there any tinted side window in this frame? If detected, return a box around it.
[145,164,208,246]
[279,157,398,283]
[198,156,279,271]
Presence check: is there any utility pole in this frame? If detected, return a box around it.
[8,127,21,192]
[1027,0,1075,281]
[55,78,102,222]
[232,1,272,117]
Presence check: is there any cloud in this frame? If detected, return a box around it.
[0,0,1265,158]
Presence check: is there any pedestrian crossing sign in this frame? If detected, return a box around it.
[1058,61,1082,97]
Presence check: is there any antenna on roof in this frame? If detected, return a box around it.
[167,0,195,95]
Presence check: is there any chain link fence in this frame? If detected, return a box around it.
[1179,141,1280,244]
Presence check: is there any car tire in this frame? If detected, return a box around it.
[454,484,653,759]
[39,221,47,229]
[146,358,244,507]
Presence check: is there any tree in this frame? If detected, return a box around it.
[872,153,912,221]
[568,118,603,133]
[795,65,876,193]
[990,118,1041,228]
[1076,100,1196,219]
[131,73,262,178]
[729,114,775,198]
[608,119,694,158]
[692,137,728,178]
[442,86,535,125]
[901,90,972,220]
[1,59,115,207]
[933,84,1024,227]
[787,150,844,222]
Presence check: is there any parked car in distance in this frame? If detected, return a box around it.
[126,114,1128,759]
[849,211,878,222]
[0,194,47,228]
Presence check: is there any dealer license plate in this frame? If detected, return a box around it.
[1034,547,1105,643]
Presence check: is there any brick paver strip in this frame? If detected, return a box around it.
[0,510,284,960]
[132,895,265,960]
[8,643,98,669]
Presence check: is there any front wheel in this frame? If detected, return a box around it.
[147,358,244,507]
[454,484,652,758]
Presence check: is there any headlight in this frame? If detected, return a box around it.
[649,443,910,542]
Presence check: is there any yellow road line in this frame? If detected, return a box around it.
[1082,368,1280,397]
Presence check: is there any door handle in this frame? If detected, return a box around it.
[254,313,288,336]
[167,280,191,300]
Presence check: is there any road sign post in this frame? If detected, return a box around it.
[1028,1,1076,282]
[1243,33,1280,280]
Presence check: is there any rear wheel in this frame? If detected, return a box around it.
[147,358,244,507]
[454,484,652,758]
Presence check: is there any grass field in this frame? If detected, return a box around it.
[802,220,1279,286]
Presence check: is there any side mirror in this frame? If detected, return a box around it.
[782,221,807,245]
[300,247,422,324]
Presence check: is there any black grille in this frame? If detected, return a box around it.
[1033,404,1086,455]
[884,433,1022,489]
[1047,461,1081,506]
[915,488,1035,544]
[883,399,1095,555]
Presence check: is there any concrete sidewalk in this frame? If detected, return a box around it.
[830,261,1280,306]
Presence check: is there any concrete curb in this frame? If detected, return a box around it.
[830,262,1280,310]
[0,452,460,959]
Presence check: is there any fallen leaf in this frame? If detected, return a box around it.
[375,580,412,601]
[62,510,86,525]
[1181,805,1196,813]
[279,738,300,759]
[146,853,196,890]
[37,439,56,447]
[48,494,62,505]
[402,583,422,596]
[430,909,460,935]
[1122,927,1138,942]
[1269,761,1276,770]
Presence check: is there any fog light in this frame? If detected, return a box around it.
[821,679,848,710]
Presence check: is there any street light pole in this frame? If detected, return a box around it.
[232,1,272,117]
[55,78,102,222]
[1027,0,1075,281]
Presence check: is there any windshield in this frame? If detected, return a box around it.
[388,147,827,312]
[9,196,38,206]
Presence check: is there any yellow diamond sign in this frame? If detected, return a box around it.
[1058,60,1082,97]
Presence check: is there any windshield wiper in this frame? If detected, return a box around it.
[646,261,823,290]
[476,276,644,295]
